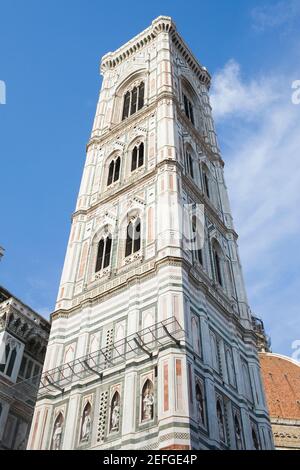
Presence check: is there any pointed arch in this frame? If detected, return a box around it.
[121,80,145,121]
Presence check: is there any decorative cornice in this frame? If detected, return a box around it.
[100,16,211,88]
[51,255,248,338]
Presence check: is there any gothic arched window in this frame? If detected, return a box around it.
[125,218,141,257]
[122,82,145,121]
[131,142,144,172]
[107,157,121,186]
[141,379,154,422]
[95,235,112,272]
[109,392,120,432]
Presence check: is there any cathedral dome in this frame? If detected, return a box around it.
[259,353,300,420]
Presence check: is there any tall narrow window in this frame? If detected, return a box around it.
[130,87,138,115]
[107,157,121,186]
[133,219,141,253]
[183,94,189,118]
[131,143,144,172]
[6,348,17,377]
[203,172,210,198]
[188,153,194,178]
[122,91,130,120]
[114,157,120,182]
[183,93,194,125]
[122,82,145,121]
[95,239,104,273]
[214,250,222,286]
[138,82,144,110]
[107,161,114,186]
[189,100,195,125]
[138,142,144,167]
[0,343,10,373]
[131,146,138,172]
[192,216,203,266]
[125,218,141,257]
[95,236,112,273]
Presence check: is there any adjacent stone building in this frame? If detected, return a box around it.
[260,353,300,450]
[0,286,50,449]
[28,16,273,450]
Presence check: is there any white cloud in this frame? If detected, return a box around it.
[210,59,300,356]
[251,0,300,32]
[210,60,278,120]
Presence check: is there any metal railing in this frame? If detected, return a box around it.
[8,317,184,403]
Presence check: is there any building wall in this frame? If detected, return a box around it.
[0,291,50,450]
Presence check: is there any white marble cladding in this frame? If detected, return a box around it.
[28,16,273,450]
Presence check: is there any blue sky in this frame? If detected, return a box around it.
[0,0,299,358]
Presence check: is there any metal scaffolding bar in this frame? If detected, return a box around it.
[8,317,184,401]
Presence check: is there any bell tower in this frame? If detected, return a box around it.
[28,16,273,450]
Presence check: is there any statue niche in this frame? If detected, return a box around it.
[109,391,120,432]
[51,412,64,450]
[141,379,154,422]
[80,402,92,443]
[195,382,205,426]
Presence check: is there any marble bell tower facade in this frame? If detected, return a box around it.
[28,16,273,450]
